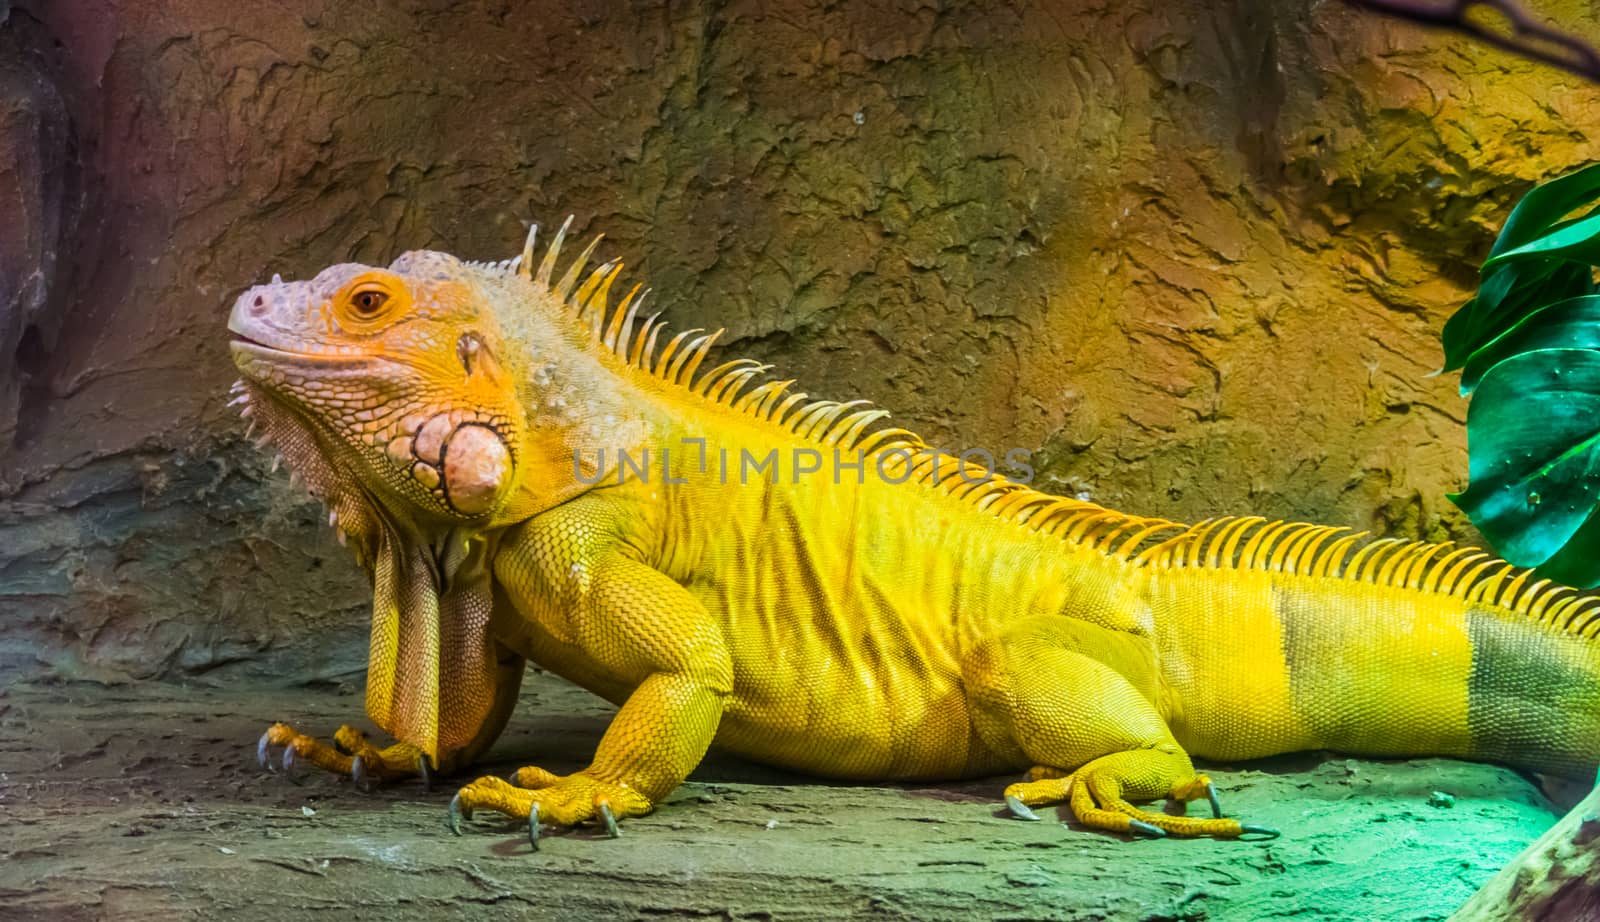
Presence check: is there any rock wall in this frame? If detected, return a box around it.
[2,0,1598,681]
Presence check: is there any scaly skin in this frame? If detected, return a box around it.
[226,220,1600,843]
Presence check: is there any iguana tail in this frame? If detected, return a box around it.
[1134,517,1600,779]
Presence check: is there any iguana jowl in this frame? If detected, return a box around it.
[227,219,1600,842]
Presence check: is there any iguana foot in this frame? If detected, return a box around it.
[256,722,426,789]
[449,769,652,845]
[1003,760,1279,839]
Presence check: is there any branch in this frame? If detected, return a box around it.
[1449,780,1600,920]
[1345,0,1600,82]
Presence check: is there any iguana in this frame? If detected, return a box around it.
[228,218,1600,843]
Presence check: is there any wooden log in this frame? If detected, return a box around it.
[1451,778,1600,921]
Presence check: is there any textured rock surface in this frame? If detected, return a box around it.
[4,0,1600,682]
[0,671,1566,921]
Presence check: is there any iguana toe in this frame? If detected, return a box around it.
[254,721,425,790]
[1006,759,1263,839]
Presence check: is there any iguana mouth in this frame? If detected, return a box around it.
[230,337,299,358]
[230,337,351,364]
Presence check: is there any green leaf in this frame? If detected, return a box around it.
[1447,164,1600,587]
[1441,261,1594,373]
[1529,507,1600,589]
[1489,161,1600,259]
[1483,208,1600,269]
[1459,294,1600,395]
[1441,264,1527,372]
[1439,294,1481,373]
[1450,348,1600,567]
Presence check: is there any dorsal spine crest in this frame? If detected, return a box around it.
[507,218,1600,640]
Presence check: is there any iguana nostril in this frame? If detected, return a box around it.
[251,293,267,315]
[458,332,482,375]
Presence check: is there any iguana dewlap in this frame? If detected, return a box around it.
[227,220,1600,842]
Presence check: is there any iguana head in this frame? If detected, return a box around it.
[226,221,633,759]
[228,250,529,528]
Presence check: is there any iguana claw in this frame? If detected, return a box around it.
[1239,824,1281,840]
[281,744,304,783]
[1206,782,1224,819]
[528,804,541,851]
[417,753,434,792]
[1005,793,1042,821]
[448,792,471,836]
[598,801,620,838]
[350,754,368,791]
[1128,819,1167,838]
[256,729,275,771]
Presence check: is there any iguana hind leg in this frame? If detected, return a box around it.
[964,618,1275,839]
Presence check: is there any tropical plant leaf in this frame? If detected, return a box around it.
[1488,162,1600,259]
[1483,207,1600,269]
[1528,507,1600,589]
[1439,163,1600,374]
[1441,260,1594,374]
[1447,163,1600,586]
[1450,348,1600,568]
[1459,295,1600,394]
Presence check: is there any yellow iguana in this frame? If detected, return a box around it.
[228,219,1600,843]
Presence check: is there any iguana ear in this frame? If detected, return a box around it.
[364,528,498,761]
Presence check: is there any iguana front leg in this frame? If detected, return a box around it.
[257,647,525,788]
[450,505,733,843]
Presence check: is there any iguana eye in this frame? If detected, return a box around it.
[352,289,388,315]
[332,273,409,331]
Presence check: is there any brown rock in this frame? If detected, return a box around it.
[0,11,74,452]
